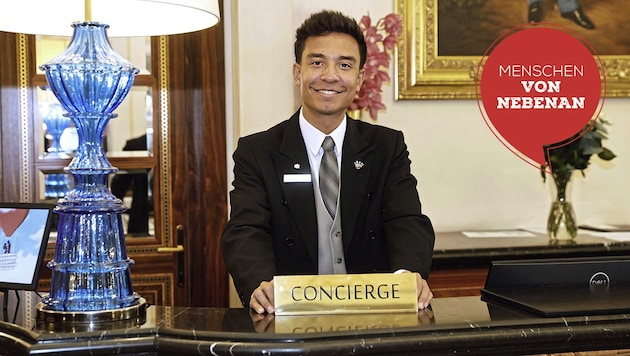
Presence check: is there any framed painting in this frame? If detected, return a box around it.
[395,0,630,99]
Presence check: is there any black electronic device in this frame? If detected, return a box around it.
[481,256,630,317]
[0,202,55,291]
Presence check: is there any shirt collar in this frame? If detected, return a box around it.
[299,108,347,156]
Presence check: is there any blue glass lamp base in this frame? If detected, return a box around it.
[39,22,143,315]
[36,297,147,332]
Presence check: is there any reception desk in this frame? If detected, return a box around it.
[1,295,630,355]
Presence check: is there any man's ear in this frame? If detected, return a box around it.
[356,68,366,89]
[293,63,302,86]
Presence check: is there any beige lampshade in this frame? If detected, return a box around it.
[0,0,220,37]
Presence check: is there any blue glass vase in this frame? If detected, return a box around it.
[39,22,141,311]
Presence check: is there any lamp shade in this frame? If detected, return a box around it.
[0,0,220,36]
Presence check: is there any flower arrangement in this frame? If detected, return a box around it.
[348,12,402,120]
[541,115,616,240]
[541,116,616,181]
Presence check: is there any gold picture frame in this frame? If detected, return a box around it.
[395,0,630,100]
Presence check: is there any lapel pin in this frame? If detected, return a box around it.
[354,160,364,170]
[294,163,301,169]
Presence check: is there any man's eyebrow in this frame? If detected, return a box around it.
[305,53,325,60]
[339,55,357,63]
[305,53,357,62]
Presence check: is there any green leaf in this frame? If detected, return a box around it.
[598,147,616,161]
[545,117,616,177]
[581,145,603,155]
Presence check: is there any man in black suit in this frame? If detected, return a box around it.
[110,134,152,236]
[221,10,435,314]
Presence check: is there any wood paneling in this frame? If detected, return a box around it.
[428,267,489,298]
[0,32,26,201]
[132,274,173,306]
[168,19,228,307]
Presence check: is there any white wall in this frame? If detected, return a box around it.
[227,0,630,233]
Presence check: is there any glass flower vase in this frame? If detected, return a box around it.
[547,169,577,241]
[38,22,142,313]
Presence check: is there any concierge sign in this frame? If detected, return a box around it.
[476,23,605,171]
[274,273,418,315]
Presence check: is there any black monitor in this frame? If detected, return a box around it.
[481,256,630,317]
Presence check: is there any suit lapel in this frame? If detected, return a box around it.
[340,119,375,252]
[271,114,318,265]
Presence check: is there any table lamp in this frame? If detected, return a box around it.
[0,0,220,329]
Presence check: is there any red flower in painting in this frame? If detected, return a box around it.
[348,12,402,120]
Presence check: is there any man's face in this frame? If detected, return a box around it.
[293,32,365,121]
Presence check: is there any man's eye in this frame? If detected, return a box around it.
[340,63,352,69]
[310,60,323,66]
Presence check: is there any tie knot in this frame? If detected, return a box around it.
[322,136,335,152]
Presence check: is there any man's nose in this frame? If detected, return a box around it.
[320,65,339,81]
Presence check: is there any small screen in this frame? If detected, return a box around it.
[0,203,55,291]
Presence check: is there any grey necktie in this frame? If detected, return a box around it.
[319,136,339,218]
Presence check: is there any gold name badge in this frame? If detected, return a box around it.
[274,273,418,316]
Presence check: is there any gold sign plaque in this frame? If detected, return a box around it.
[274,273,418,316]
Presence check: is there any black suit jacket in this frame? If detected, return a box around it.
[221,110,435,306]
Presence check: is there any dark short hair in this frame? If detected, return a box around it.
[294,10,367,69]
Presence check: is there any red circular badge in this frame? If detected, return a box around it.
[477,23,605,170]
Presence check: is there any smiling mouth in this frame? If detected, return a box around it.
[315,89,341,95]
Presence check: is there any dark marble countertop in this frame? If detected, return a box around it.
[2,296,630,355]
[432,231,630,268]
